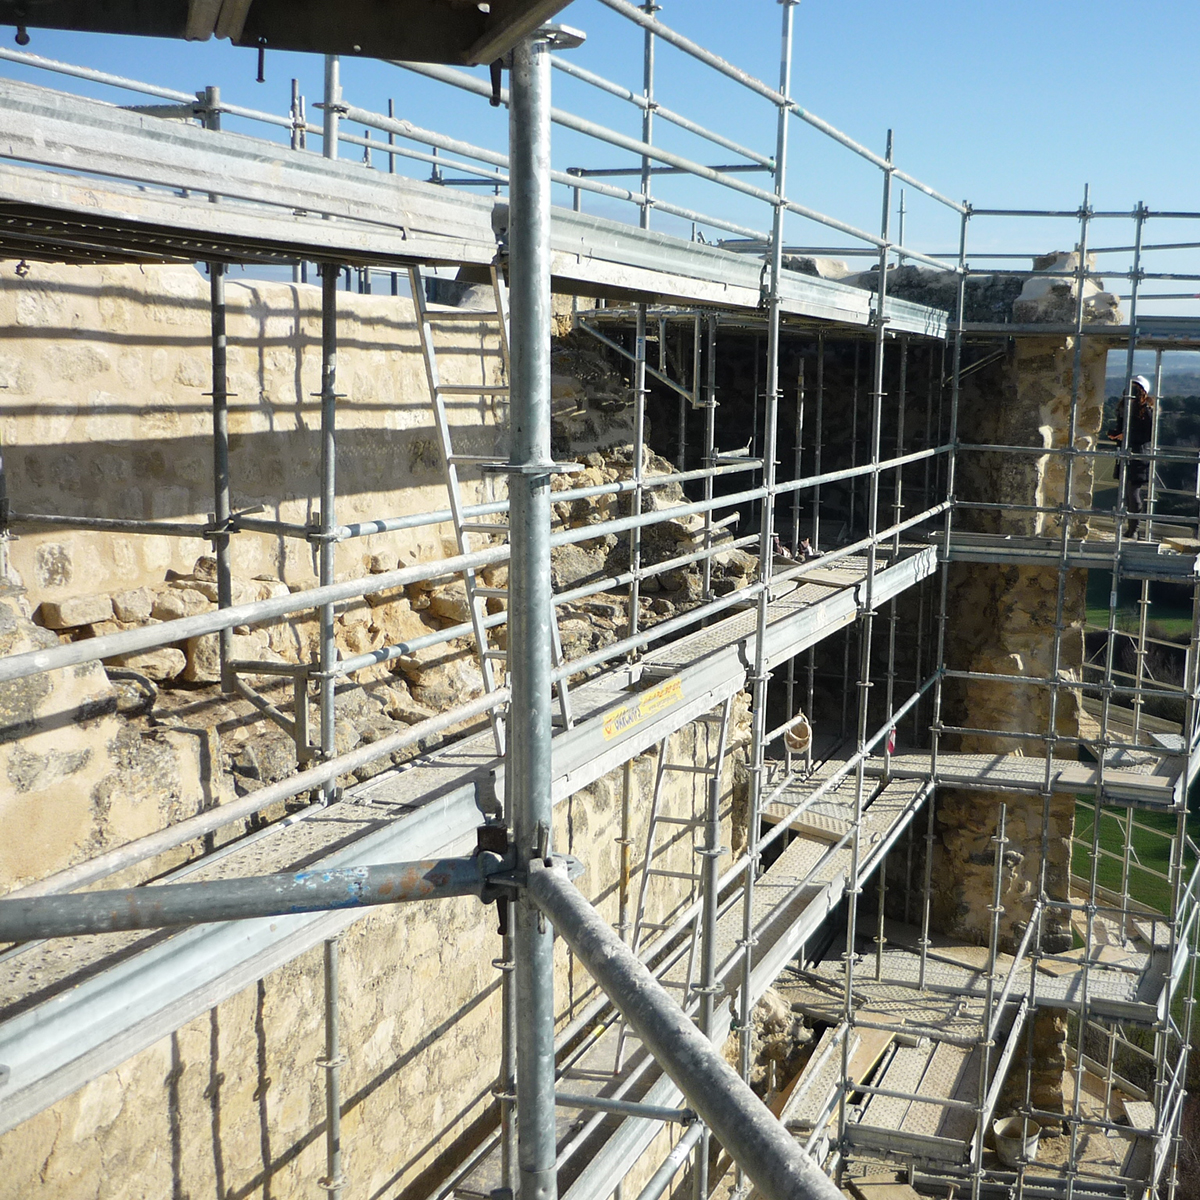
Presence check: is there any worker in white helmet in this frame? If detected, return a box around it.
[1107,375,1155,538]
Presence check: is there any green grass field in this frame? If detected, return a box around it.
[1085,569,1194,644]
[1072,801,1189,916]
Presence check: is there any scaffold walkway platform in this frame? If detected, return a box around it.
[0,545,936,1138]
[453,760,934,1200]
[932,530,1200,583]
[0,77,950,336]
[875,749,1189,810]
[792,915,1174,1029]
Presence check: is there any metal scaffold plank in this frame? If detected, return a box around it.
[0,78,953,334]
[782,1027,856,1133]
[859,1045,932,1131]
[933,530,1200,583]
[897,1042,971,1138]
[936,1043,983,1144]
[879,751,1184,809]
[801,922,1168,1025]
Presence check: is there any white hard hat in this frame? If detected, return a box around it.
[1132,375,1152,393]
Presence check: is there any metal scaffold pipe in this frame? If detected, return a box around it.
[508,32,558,1200]
[0,856,508,941]
[208,262,234,692]
[320,937,345,1199]
[526,862,844,1200]
[740,5,795,1149]
[318,264,339,801]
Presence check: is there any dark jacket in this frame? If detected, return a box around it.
[1110,393,1154,451]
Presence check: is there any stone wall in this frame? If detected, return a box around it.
[0,252,497,894]
[0,715,745,1200]
[935,253,1118,950]
[0,264,687,894]
[0,260,506,604]
[0,261,754,1198]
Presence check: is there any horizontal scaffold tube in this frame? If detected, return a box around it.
[0,482,759,687]
[0,855,508,941]
[526,861,844,1200]
[593,0,965,215]
[392,62,958,268]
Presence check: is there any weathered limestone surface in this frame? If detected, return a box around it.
[936,253,1118,951]
[0,260,507,608]
[0,716,745,1200]
[0,586,233,889]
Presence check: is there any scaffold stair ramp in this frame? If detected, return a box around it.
[777,965,1022,1166]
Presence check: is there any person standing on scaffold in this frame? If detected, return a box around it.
[1108,374,1155,539]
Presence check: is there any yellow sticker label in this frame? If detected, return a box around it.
[602,677,683,741]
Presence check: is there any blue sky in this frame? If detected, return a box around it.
[2,0,1199,311]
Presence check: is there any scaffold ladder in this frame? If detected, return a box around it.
[408,264,574,756]
[632,706,734,974]
[612,705,734,1073]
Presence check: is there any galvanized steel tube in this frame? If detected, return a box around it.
[627,305,647,642]
[320,938,345,1199]
[550,56,773,168]
[0,855,505,940]
[318,265,339,801]
[323,55,340,160]
[634,1122,705,1200]
[526,862,844,1200]
[640,6,655,229]
[508,34,558,1200]
[209,262,234,691]
[741,0,794,1118]
[701,316,717,600]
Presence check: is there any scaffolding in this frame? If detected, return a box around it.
[0,4,1198,1200]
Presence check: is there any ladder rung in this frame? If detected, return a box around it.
[473,587,509,599]
[637,921,672,931]
[424,309,502,321]
[438,384,509,395]
[659,980,690,990]
[662,764,714,774]
[448,454,507,465]
[482,649,507,660]
[645,869,700,881]
[461,522,509,534]
[652,815,703,826]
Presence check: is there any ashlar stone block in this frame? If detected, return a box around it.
[39,594,114,629]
